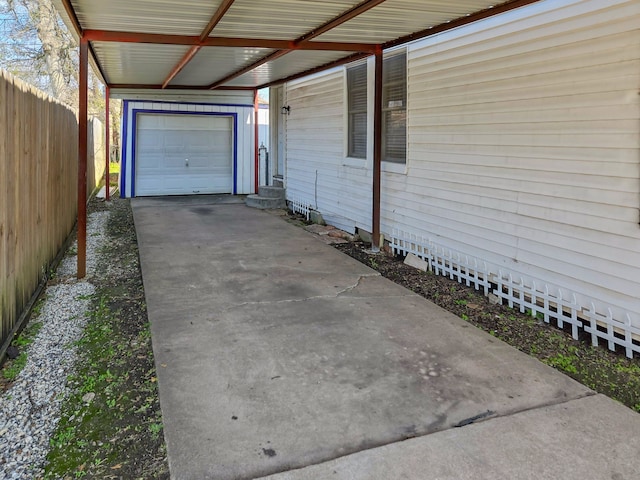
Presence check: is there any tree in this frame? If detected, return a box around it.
[1,0,77,105]
[1,0,121,151]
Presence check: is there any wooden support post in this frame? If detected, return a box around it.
[77,37,88,279]
[105,85,110,201]
[372,50,383,252]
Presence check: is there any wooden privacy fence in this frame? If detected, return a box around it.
[0,69,105,353]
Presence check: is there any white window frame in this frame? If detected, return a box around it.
[343,50,407,173]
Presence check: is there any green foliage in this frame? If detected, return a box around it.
[3,352,27,381]
[545,353,578,375]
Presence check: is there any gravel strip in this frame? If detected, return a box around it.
[0,212,109,479]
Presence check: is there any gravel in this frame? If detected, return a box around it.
[0,211,109,479]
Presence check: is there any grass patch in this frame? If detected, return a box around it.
[2,319,43,383]
[44,197,168,479]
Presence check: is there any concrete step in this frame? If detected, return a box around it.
[272,177,284,188]
[258,185,285,199]
[245,194,287,210]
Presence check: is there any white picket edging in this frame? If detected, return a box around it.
[390,229,640,358]
[287,195,311,221]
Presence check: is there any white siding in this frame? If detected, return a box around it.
[400,0,640,317]
[284,0,640,325]
[285,70,372,233]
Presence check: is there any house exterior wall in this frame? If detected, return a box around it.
[285,68,373,233]
[283,0,640,333]
[119,98,257,197]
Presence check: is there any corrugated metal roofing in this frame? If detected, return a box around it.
[226,50,355,87]
[52,0,540,91]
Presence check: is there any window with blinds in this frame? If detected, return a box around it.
[347,63,367,159]
[382,52,407,164]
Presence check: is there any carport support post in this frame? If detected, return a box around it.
[372,50,383,253]
[77,37,88,279]
[105,86,110,201]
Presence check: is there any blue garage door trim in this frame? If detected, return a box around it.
[129,109,238,196]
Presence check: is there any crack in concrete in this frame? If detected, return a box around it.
[335,273,379,296]
[223,273,415,311]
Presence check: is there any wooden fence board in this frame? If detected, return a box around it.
[0,69,105,350]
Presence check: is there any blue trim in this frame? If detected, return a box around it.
[126,99,254,108]
[130,109,238,197]
[120,100,129,198]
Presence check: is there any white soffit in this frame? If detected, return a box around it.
[173,46,276,86]
[225,49,354,87]
[211,0,363,40]
[316,0,500,43]
[92,42,191,85]
[71,0,214,35]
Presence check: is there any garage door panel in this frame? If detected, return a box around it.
[135,114,233,196]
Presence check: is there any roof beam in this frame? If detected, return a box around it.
[108,83,255,91]
[162,0,237,88]
[262,0,543,89]
[199,0,236,42]
[383,0,542,50]
[207,50,289,89]
[83,30,376,52]
[207,0,387,88]
[257,52,370,89]
[298,0,387,43]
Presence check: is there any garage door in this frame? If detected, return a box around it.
[135,114,233,196]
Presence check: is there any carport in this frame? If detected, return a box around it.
[50,0,540,277]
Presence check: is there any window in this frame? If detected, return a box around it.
[382,52,407,164]
[347,63,367,159]
[346,52,407,164]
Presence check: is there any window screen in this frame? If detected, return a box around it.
[347,63,367,159]
[382,53,407,164]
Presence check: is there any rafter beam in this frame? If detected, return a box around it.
[257,51,372,89]
[298,0,387,43]
[108,83,255,91]
[207,0,387,88]
[82,30,376,52]
[208,50,289,89]
[200,0,236,41]
[383,0,542,50]
[162,0,237,88]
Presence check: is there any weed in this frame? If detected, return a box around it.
[3,352,27,381]
[461,314,469,321]
[51,426,76,450]
[454,299,467,306]
[149,422,163,439]
[545,353,578,375]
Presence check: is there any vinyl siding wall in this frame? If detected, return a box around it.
[285,69,373,233]
[284,0,640,325]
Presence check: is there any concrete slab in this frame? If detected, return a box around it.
[132,202,594,480]
[259,394,640,480]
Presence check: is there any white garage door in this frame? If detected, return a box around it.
[135,114,233,196]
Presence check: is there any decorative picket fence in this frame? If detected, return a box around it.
[390,229,640,358]
[287,195,311,221]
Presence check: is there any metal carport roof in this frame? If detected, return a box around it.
[49,0,541,278]
[52,0,540,91]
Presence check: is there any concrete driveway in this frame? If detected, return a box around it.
[132,196,640,480]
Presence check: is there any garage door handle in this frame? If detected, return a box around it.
[185,158,189,167]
